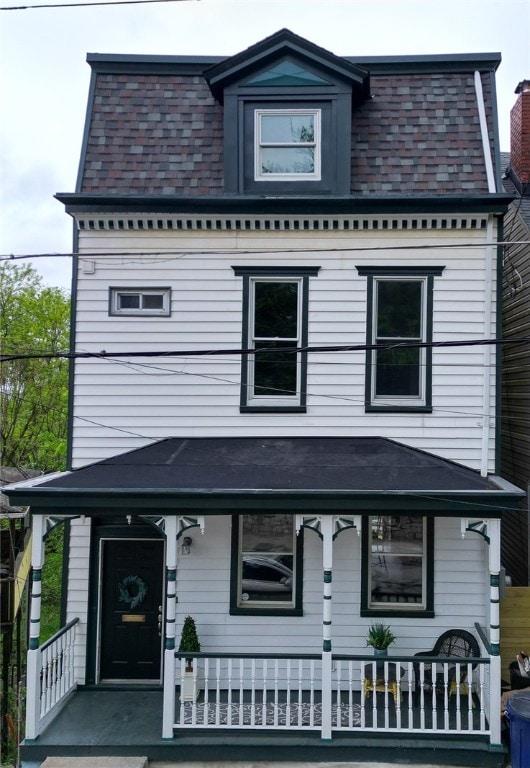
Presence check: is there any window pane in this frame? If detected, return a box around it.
[370,516,424,605]
[254,282,298,338]
[261,114,314,143]
[142,294,164,309]
[375,347,420,396]
[377,281,422,337]
[240,515,294,604]
[242,513,293,551]
[118,294,140,309]
[254,341,297,396]
[261,147,315,175]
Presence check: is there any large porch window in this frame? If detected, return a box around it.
[361,515,434,617]
[230,513,303,615]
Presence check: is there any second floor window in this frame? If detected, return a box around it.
[233,266,320,412]
[109,287,171,316]
[357,266,444,411]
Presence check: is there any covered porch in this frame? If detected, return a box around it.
[6,437,524,766]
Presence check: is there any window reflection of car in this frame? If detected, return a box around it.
[241,556,293,599]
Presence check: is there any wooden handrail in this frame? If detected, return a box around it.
[40,617,79,652]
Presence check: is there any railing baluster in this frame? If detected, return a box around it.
[203,657,210,726]
[227,657,233,726]
[285,659,291,727]
[360,660,366,728]
[215,657,221,727]
[297,659,303,727]
[250,658,256,727]
[309,660,315,728]
[262,659,268,726]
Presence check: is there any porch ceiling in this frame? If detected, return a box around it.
[4,437,524,513]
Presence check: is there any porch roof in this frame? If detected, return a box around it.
[5,437,524,514]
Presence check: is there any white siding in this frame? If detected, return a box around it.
[66,516,91,684]
[71,222,497,471]
[68,516,488,667]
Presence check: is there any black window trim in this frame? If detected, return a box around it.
[356,265,445,413]
[232,265,320,413]
[229,513,304,617]
[360,514,435,619]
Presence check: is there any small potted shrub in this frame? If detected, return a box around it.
[178,615,201,701]
[366,623,396,656]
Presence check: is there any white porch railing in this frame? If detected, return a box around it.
[26,618,79,739]
[173,652,490,738]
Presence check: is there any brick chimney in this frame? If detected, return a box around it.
[510,80,530,185]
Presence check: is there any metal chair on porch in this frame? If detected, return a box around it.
[413,629,481,701]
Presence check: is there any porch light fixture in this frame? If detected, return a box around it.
[181,536,193,556]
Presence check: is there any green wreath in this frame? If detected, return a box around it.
[118,575,148,609]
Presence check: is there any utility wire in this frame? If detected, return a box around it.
[3,240,530,261]
[2,336,530,363]
[1,0,193,11]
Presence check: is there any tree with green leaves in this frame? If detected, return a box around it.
[0,262,70,472]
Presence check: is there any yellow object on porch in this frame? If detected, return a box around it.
[363,664,403,705]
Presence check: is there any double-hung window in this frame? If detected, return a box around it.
[230,513,303,615]
[254,109,321,181]
[233,266,320,411]
[361,515,434,617]
[356,266,444,411]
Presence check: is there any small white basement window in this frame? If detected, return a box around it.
[109,287,171,316]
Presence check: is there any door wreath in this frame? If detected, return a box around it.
[118,574,148,609]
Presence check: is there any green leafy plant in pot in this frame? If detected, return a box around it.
[179,615,201,672]
[178,615,201,702]
[366,623,396,656]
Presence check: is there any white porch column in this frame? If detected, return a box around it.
[26,514,45,740]
[488,517,502,747]
[321,515,334,741]
[162,515,178,739]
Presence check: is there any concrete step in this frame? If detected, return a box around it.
[149,763,477,768]
[41,759,148,768]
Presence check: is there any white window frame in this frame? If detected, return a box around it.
[254,108,321,181]
[109,287,171,317]
[247,277,302,407]
[371,277,427,407]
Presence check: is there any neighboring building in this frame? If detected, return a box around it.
[501,80,530,586]
[6,30,525,767]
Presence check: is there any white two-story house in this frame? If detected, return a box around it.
[7,29,525,767]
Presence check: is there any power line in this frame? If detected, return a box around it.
[3,240,530,261]
[1,0,193,11]
[2,336,530,363]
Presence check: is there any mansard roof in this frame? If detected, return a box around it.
[71,31,503,200]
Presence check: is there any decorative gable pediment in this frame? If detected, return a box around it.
[205,28,370,104]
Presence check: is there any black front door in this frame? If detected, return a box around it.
[99,538,164,682]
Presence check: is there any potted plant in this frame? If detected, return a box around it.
[366,623,396,656]
[178,615,201,701]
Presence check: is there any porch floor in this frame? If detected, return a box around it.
[21,689,506,767]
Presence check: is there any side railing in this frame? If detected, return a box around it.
[26,618,79,739]
[173,651,490,738]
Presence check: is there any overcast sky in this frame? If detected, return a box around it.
[1,0,528,290]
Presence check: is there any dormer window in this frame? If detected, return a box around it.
[204,29,370,196]
[255,109,321,181]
